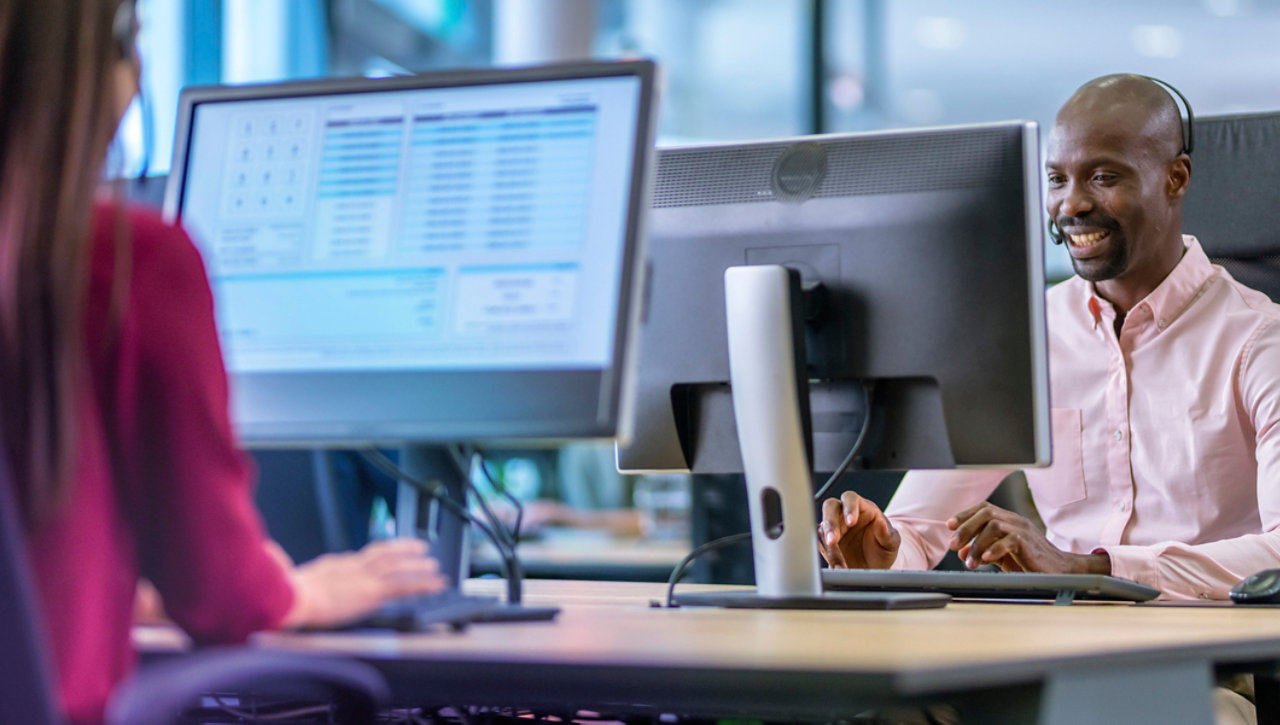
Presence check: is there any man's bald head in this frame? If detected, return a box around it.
[1044,74,1193,308]
[1056,74,1187,162]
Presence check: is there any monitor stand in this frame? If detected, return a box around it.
[672,265,947,611]
[394,444,560,623]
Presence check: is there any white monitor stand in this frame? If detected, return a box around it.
[670,265,948,610]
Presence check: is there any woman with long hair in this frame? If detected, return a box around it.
[0,2,445,722]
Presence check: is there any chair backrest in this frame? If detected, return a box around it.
[1182,111,1280,301]
[0,455,63,724]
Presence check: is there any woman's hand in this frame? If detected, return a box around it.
[281,538,447,630]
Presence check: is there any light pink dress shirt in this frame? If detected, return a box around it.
[885,237,1280,600]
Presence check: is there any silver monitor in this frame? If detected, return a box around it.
[166,60,656,446]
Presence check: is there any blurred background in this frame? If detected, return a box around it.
[119,0,1280,579]
[121,0,1280,279]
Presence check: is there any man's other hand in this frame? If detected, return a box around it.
[817,491,900,569]
[948,502,1110,574]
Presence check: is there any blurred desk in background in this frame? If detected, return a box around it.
[471,527,688,582]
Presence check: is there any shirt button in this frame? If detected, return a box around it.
[1157,318,1168,329]
[1113,429,1123,441]
[1116,501,1129,512]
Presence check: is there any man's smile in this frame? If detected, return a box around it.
[1069,230,1108,248]
[1060,225,1116,259]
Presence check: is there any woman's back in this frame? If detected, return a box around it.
[25,202,295,724]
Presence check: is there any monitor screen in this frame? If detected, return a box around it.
[617,120,1050,476]
[164,61,657,445]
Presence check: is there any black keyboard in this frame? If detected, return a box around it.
[346,588,562,632]
[821,568,1160,604]
[348,588,503,632]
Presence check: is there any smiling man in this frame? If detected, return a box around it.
[818,74,1280,608]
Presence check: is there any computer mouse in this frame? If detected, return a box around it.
[1229,569,1280,604]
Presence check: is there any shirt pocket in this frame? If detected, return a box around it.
[1023,407,1087,508]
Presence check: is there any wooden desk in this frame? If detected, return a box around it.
[237,580,1280,723]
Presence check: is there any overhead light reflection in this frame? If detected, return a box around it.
[1204,0,1243,17]
[914,17,966,51]
[1131,25,1184,58]
[828,75,864,111]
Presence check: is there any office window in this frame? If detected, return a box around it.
[597,0,810,144]
[822,0,1280,279]
[121,0,489,177]
[826,0,1280,132]
[126,1,1280,176]
[329,0,492,76]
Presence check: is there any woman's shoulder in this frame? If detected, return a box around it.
[91,199,209,288]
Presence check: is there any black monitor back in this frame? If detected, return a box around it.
[617,122,1050,475]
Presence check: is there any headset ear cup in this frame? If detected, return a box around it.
[113,1,137,63]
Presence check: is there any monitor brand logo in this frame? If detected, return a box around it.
[771,142,827,203]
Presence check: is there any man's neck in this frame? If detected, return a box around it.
[1093,238,1187,316]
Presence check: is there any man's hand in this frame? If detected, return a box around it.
[817,491,900,569]
[948,502,1109,574]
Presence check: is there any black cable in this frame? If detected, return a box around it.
[453,444,526,544]
[663,384,871,608]
[446,445,515,550]
[357,448,517,594]
[469,446,526,542]
[663,532,753,608]
[445,444,529,605]
[812,381,875,502]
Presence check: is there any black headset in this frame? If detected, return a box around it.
[112,0,137,63]
[1142,75,1195,156]
[1048,75,1194,246]
[110,0,152,181]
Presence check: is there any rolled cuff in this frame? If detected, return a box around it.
[1094,544,1160,593]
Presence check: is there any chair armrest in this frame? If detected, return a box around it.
[105,647,389,725]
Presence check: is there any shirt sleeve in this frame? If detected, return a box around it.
[885,469,1007,570]
[120,212,295,642]
[1100,318,1280,600]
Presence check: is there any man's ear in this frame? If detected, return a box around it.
[1168,153,1191,198]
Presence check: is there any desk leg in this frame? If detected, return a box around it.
[1038,660,1214,725]
[1255,669,1280,722]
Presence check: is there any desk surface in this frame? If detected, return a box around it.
[231,580,1280,721]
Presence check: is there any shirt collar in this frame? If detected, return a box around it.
[1084,235,1213,330]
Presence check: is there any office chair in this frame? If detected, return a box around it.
[1180,109,1280,723]
[0,456,61,725]
[0,453,391,725]
[1182,111,1280,301]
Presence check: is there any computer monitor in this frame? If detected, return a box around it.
[616,121,1049,608]
[163,60,658,595]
